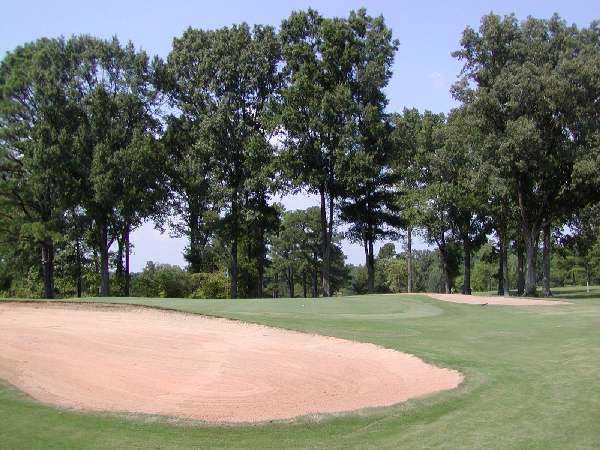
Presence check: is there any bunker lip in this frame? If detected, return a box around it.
[0,302,463,424]
[426,293,570,306]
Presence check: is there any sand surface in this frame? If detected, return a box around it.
[0,302,462,423]
[426,293,570,306]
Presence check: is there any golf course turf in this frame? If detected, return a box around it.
[1,287,599,449]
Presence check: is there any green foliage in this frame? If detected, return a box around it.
[378,243,396,259]
[190,272,230,299]
[347,265,368,295]
[280,9,397,296]
[347,248,456,295]
[266,207,347,297]
[67,35,165,296]
[2,267,42,298]
[469,243,498,292]
[132,262,191,298]
[0,37,82,298]
[453,13,600,294]
[1,10,598,301]
[162,23,281,298]
[381,258,407,293]
[131,263,232,300]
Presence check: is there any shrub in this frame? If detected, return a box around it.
[190,272,230,299]
[132,262,192,298]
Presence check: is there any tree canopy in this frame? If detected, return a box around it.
[1,10,599,300]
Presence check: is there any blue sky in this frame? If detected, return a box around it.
[2,1,598,270]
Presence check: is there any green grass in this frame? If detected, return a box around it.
[1,287,600,449]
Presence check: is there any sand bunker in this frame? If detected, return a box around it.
[0,302,462,423]
[426,293,570,306]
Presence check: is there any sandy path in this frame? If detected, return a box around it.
[0,302,462,423]
[426,293,570,306]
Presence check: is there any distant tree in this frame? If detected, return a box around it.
[161,116,220,273]
[478,136,521,297]
[270,210,306,297]
[405,111,462,293]
[470,242,499,292]
[347,264,369,295]
[340,116,402,293]
[189,271,229,299]
[269,207,323,298]
[441,108,490,294]
[561,204,600,292]
[412,249,449,293]
[0,200,40,295]
[378,243,396,260]
[453,14,600,296]
[390,108,436,293]
[132,261,191,298]
[56,208,93,297]
[382,258,407,293]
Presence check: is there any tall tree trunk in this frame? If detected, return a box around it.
[75,237,82,298]
[523,225,539,296]
[187,205,201,273]
[439,244,451,294]
[302,270,307,298]
[500,231,509,297]
[311,253,318,298]
[288,267,294,298]
[542,222,553,297]
[124,223,130,297]
[368,235,375,293]
[328,190,335,295]
[517,183,541,296]
[230,194,238,299]
[497,247,504,295]
[516,239,525,295]
[230,235,238,299]
[99,221,110,297]
[41,240,54,299]
[256,224,265,298]
[116,234,124,296]
[319,186,331,297]
[406,226,413,293]
[364,232,375,294]
[462,239,471,295]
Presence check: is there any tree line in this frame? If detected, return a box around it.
[1,10,599,299]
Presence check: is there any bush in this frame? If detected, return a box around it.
[7,267,42,298]
[190,272,230,299]
[132,262,192,298]
[383,258,407,293]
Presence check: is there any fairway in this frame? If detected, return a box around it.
[1,288,599,449]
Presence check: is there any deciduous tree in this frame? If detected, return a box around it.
[0,38,79,298]
[453,14,600,296]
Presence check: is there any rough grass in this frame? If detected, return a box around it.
[1,286,599,449]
